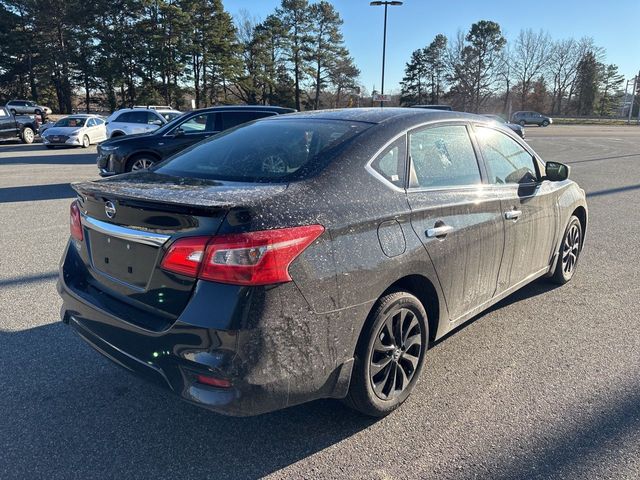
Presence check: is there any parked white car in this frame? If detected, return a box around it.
[41,114,107,148]
[105,107,182,138]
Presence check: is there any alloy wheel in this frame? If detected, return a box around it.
[370,308,423,400]
[562,224,581,275]
[131,158,153,171]
[23,128,34,143]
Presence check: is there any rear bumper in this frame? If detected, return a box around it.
[57,242,357,416]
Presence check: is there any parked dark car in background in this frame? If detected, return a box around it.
[97,105,295,175]
[59,108,587,417]
[512,111,553,127]
[0,106,40,143]
[484,114,525,138]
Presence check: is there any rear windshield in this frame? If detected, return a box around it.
[55,117,87,127]
[152,118,370,182]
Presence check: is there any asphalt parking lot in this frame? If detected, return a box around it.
[1,125,639,480]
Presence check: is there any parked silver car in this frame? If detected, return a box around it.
[6,99,52,117]
[105,107,182,138]
[42,114,107,148]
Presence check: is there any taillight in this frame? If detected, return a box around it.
[195,374,231,388]
[160,236,209,277]
[70,201,83,241]
[160,225,324,286]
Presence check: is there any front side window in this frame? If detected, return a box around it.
[174,113,217,134]
[370,137,406,188]
[475,126,538,184]
[409,125,481,188]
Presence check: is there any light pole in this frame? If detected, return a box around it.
[370,1,402,107]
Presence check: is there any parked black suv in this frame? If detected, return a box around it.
[97,105,295,175]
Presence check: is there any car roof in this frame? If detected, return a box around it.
[269,107,486,125]
[189,105,296,114]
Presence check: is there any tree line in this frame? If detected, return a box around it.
[0,0,360,113]
[400,21,631,117]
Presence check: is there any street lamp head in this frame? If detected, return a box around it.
[370,1,403,5]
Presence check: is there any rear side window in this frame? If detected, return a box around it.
[475,126,538,184]
[115,111,147,123]
[221,111,274,130]
[154,119,370,182]
[87,118,96,127]
[370,137,406,188]
[409,125,481,188]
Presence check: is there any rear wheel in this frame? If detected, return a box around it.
[127,155,156,172]
[21,127,35,144]
[82,135,90,148]
[551,215,582,284]
[345,290,428,417]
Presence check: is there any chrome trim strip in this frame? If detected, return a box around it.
[81,214,171,247]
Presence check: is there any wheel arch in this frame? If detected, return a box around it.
[359,274,442,346]
[572,205,587,248]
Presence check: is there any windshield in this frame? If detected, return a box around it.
[55,117,87,127]
[153,118,370,183]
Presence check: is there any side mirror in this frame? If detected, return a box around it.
[545,161,569,181]
[174,128,185,137]
[150,119,163,126]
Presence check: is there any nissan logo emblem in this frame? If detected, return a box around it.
[105,201,117,219]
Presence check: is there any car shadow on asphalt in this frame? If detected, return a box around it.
[431,278,562,348]
[0,151,96,165]
[0,183,76,203]
[0,322,376,479]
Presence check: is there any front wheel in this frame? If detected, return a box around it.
[127,155,155,172]
[81,135,90,148]
[21,127,35,144]
[542,120,550,127]
[344,290,428,417]
[551,215,582,284]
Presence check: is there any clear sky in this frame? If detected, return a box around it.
[227,0,640,93]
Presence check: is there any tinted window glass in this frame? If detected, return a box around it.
[86,118,96,127]
[116,111,147,123]
[221,111,274,130]
[147,112,164,124]
[154,119,369,182]
[160,111,182,121]
[409,125,481,188]
[476,126,537,184]
[370,138,406,188]
[175,113,217,134]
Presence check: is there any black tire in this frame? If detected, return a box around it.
[21,127,35,144]
[551,215,582,285]
[519,120,526,126]
[344,290,429,417]
[542,120,550,127]
[126,154,156,172]
[81,135,90,148]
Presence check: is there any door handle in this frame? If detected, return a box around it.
[426,225,454,238]
[504,209,522,220]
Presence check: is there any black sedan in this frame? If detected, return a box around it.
[58,108,587,417]
[97,105,295,175]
